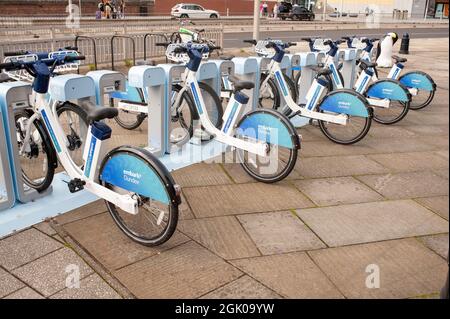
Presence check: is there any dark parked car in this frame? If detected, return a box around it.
[278,3,315,21]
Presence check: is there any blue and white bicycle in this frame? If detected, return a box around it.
[347,36,437,111]
[302,38,412,125]
[0,56,181,246]
[166,43,301,183]
[250,39,373,145]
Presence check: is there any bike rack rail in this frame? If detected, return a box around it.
[74,35,98,73]
[111,35,136,71]
[143,33,168,62]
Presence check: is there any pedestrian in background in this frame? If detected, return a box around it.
[263,2,268,17]
[273,2,279,19]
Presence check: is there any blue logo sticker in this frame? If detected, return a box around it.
[190,82,204,114]
[400,72,434,91]
[275,71,288,97]
[223,101,239,134]
[84,136,97,177]
[101,154,170,205]
[366,81,409,102]
[320,92,369,118]
[41,109,62,153]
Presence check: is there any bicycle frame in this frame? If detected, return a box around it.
[23,92,139,215]
[359,50,419,96]
[265,59,348,125]
[180,68,268,156]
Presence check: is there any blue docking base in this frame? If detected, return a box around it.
[0,173,98,238]
[0,139,229,238]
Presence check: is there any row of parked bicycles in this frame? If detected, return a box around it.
[0,28,436,246]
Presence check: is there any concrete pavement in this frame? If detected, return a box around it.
[0,37,448,299]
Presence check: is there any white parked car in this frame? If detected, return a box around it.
[171,3,220,19]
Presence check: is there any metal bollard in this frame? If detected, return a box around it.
[399,33,410,55]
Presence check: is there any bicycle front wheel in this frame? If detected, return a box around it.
[236,109,300,183]
[110,87,146,130]
[99,146,180,246]
[56,102,89,167]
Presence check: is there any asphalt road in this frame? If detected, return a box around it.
[224,27,450,48]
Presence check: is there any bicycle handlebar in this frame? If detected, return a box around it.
[4,50,29,57]
[243,39,257,45]
[0,55,85,72]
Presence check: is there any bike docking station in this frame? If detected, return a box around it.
[337,48,359,89]
[0,98,15,212]
[285,53,301,79]
[209,58,235,98]
[231,57,258,114]
[87,70,126,107]
[127,63,229,173]
[292,51,325,127]
[0,74,123,237]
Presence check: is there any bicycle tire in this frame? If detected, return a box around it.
[99,146,180,246]
[56,102,89,167]
[14,108,57,193]
[236,109,300,183]
[110,87,147,130]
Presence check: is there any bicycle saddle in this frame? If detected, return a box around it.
[228,75,255,91]
[219,55,235,61]
[195,28,205,33]
[358,59,377,69]
[392,55,407,63]
[82,100,118,123]
[311,66,332,76]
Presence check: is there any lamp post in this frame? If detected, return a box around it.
[253,0,261,41]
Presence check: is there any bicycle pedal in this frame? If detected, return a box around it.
[67,178,86,193]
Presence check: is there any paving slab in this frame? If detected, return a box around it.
[295,155,388,179]
[51,274,122,299]
[201,275,282,299]
[419,135,449,149]
[172,163,232,188]
[367,125,416,139]
[237,211,325,255]
[0,267,25,298]
[0,228,62,270]
[368,151,449,173]
[434,168,449,179]
[357,171,449,199]
[33,221,57,236]
[366,137,443,154]
[435,150,449,160]
[309,238,448,299]
[418,234,449,259]
[183,182,314,218]
[3,287,44,299]
[231,252,343,299]
[179,191,195,220]
[12,248,93,297]
[294,177,383,206]
[403,125,449,137]
[297,126,327,142]
[295,200,449,247]
[114,241,242,299]
[179,216,260,260]
[63,212,190,271]
[300,141,375,158]
[221,163,301,184]
[415,196,449,220]
[53,200,107,225]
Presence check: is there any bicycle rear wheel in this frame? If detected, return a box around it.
[373,100,410,125]
[99,146,180,246]
[14,109,56,192]
[236,109,300,183]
